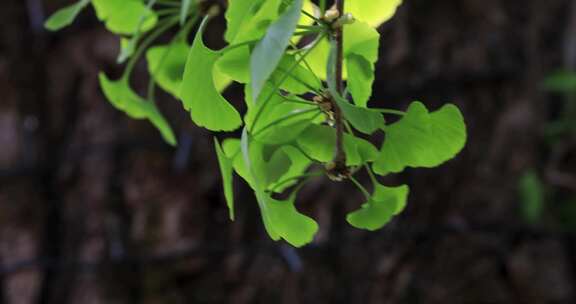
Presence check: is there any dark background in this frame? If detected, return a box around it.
[1,0,576,303]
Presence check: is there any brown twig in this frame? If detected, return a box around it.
[327,0,349,180]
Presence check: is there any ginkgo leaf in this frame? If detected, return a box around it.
[291,0,318,44]
[297,124,378,165]
[268,146,313,193]
[179,17,242,131]
[345,0,403,28]
[347,184,409,231]
[118,37,136,63]
[327,85,384,134]
[146,41,189,97]
[222,138,311,193]
[239,129,317,247]
[224,139,291,188]
[44,0,90,31]
[226,0,282,44]
[180,0,193,25]
[326,44,383,134]
[269,55,322,94]
[244,86,320,144]
[216,46,251,83]
[373,102,467,175]
[251,0,303,101]
[258,146,293,186]
[98,73,177,146]
[346,53,375,107]
[225,0,264,43]
[303,21,379,81]
[260,194,318,247]
[218,0,283,84]
[92,0,157,35]
[214,138,235,220]
[218,50,321,95]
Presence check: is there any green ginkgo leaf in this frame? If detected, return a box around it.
[179,17,242,131]
[303,21,379,83]
[251,0,303,101]
[260,194,318,247]
[328,86,384,134]
[297,124,378,166]
[269,55,322,94]
[230,141,292,188]
[346,53,374,107]
[44,0,90,31]
[225,0,282,44]
[373,102,466,175]
[214,138,235,220]
[222,138,311,193]
[218,0,283,84]
[345,0,403,28]
[268,146,313,193]
[118,37,136,63]
[92,0,157,35]
[216,46,251,83]
[347,184,409,231]
[98,73,177,146]
[180,0,193,25]
[224,0,262,43]
[146,41,189,97]
[237,128,316,246]
[245,85,320,144]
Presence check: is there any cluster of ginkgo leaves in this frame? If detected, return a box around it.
[45,0,467,247]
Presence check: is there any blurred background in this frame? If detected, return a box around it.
[1,0,576,303]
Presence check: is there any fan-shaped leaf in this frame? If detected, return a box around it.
[297,124,378,165]
[347,184,409,231]
[44,0,90,31]
[261,194,318,247]
[345,0,403,28]
[146,41,189,97]
[179,18,242,131]
[98,74,176,146]
[303,21,379,82]
[373,102,466,175]
[92,0,157,35]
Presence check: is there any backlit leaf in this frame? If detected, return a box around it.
[260,194,318,247]
[216,46,251,83]
[179,17,242,131]
[245,86,320,144]
[345,0,403,28]
[92,0,157,35]
[146,41,189,97]
[214,138,235,220]
[251,0,303,101]
[297,124,378,166]
[98,73,176,146]
[225,0,260,43]
[327,85,384,135]
[180,0,193,26]
[346,53,374,107]
[373,102,466,175]
[304,21,379,81]
[226,0,282,44]
[347,184,409,231]
[44,0,90,31]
